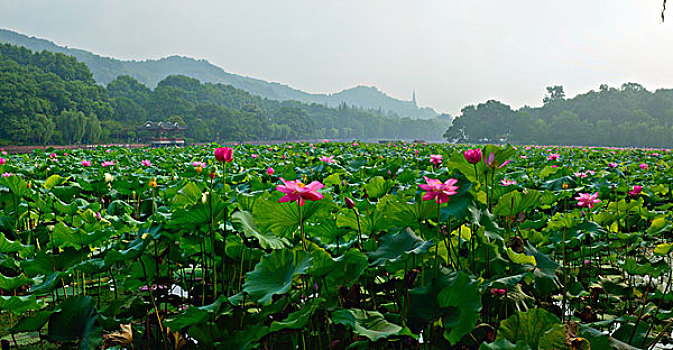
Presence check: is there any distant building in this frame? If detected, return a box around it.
[136,121,186,147]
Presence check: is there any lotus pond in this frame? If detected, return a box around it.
[0,142,671,349]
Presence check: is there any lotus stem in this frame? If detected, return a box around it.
[298,200,307,251]
[354,210,363,249]
[628,278,651,345]
[562,226,567,322]
[139,258,169,350]
[643,256,673,347]
[489,169,495,212]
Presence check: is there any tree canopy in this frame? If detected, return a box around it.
[444,83,673,148]
[0,43,448,145]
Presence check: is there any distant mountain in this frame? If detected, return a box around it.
[0,28,440,119]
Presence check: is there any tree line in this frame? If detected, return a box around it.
[0,43,449,145]
[444,84,673,148]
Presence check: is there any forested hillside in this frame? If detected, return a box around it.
[444,84,673,148]
[0,43,448,145]
[0,28,439,119]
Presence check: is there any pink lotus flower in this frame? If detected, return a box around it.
[575,192,601,209]
[267,167,274,176]
[429,154,443,165]
[418,176,459,204]
[214,147,233,163]
[628,185,642,197]
[251,154,258,159]
[0,158,5,165]
[81,160,91,167]
[414,150,419,157]
[105,149,111,154]
[490,288,507,295]
[141,160,152,167]
[101,161,114,167]
[574,172,588,178]
[639,163,649,170]
[276,178,324,206]
[500,178,517,186]
[319,156,335,164]
[352,141,359,146]
[520,155,527,159]
[323,139,329,143]
[49,153,57,158]
[193,161,206,168]
[547,153,560,161]
[484,152,510,169]
[344,197,355,209]
[2,173,12,178]
[608,163,618,168]
[463,149,482,164]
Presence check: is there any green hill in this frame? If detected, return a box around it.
[0,28,440,119]
[0,42,449,145]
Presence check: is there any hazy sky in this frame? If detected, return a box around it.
[1,0,671,115]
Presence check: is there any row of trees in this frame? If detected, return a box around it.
[0,43,449,145]
[0,45,112,145]
[444,83,673,148]
[107,74,449,142]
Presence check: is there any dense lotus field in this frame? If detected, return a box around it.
[0,141,672,349]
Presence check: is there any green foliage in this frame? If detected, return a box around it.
[445,84,673,147]
[0,141,670,349]
[495,308,562,349]
[242,249,312,304]
[331,308,404,342]
[47,295,101,349]
[368,228,433,266]
[0,41,450,145]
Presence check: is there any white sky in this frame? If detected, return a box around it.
[1,0,671,115]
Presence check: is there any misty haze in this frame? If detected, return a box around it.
[0,1,671,349]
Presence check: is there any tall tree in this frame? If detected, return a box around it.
[543,85,565,104]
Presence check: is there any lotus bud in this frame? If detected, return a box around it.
[463,148,482,164]
[214,147,234,163]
